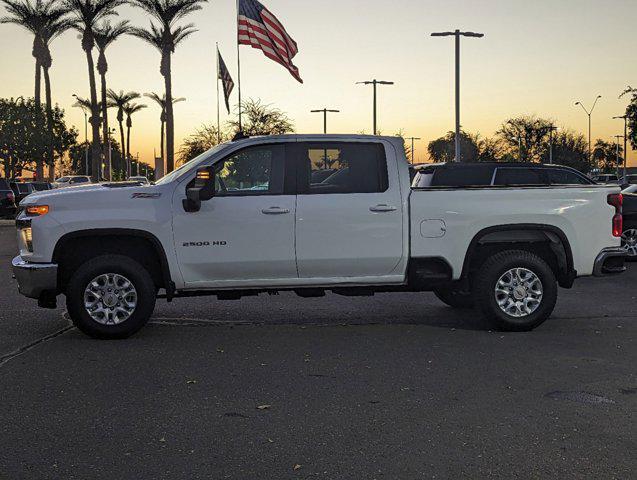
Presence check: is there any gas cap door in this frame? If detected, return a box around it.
[420,219,447,238]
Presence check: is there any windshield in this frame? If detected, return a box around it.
[155,144,230,185]
[56,177,70,182]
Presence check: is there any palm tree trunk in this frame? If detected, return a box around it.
[34,59,41,108]
[126,123,131,178]
[164,52,175,173]
[118,120,126,178]
[85,49,102,182]
[160,120,165,176]
[42,66,54,181]
[100,72,110,181]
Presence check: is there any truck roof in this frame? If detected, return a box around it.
[229,134,406,147]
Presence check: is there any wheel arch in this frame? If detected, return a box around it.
[461,224,576,288]
[52,228,175,299]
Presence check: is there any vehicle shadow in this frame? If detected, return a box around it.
[151,292,491,332]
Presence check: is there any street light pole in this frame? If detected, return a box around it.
[613,115,628,180]
[405,137,421,164]
[615,135,625,178]
[356,80,394,135]
[72,93,89,176]
[431,29,484,162]
[575,95,601,167]
[547,125,558,165]
[310,108,340,134]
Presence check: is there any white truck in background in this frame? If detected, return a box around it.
[12,135,626,339]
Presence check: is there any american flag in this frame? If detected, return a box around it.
[238,0,302,83]
[217,47,235,114]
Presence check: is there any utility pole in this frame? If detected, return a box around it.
[310,108,340,134]
[575,95,601,167]
[613,115,628,180]
[356,80,394,135]
[431,29,484,162]
[405,137,421,164]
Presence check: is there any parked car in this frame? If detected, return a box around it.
[620,174,637,187]
[412,162,594,188]
[9,181,33,204]
[13,135,625,339]
[53,176,91,189]
[128,176,150,185]
[591,173,619,184]
[9,181,54,205]
[621,189,637,260]
[0,179,17,219]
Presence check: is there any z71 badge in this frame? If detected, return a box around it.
[131,192,162,199]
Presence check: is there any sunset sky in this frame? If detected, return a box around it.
[1,0,635,167]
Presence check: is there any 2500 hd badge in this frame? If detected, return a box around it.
[182,241,227,247]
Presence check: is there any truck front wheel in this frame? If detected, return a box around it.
[66,255,157,339]
[473,250,557,332]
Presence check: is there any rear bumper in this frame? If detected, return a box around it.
[12,256,58,299]
[593,247,626,276]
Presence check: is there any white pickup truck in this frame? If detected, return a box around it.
[12,135,626,338]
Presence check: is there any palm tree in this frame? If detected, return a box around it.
[1,0,72,178]
[129,0,207,174]
[93,20,130,180]
[123,101,146,177]
[106,89,140,170]
[144,92,185,171]
[64,0,125,181]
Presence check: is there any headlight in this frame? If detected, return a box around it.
[25,205,49,217]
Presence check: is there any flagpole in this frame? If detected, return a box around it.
[236,0,242,132]
[216,42,221,144]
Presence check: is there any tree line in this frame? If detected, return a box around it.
[427,108,636,174]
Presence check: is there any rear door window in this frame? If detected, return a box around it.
[296,143,388,194]
[494,168,548,186]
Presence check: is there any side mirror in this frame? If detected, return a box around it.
[183,166,215,213]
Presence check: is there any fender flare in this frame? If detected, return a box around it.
[52,228,175,300]
[460,223,575,287]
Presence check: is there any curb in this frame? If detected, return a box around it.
[0,220,16,227]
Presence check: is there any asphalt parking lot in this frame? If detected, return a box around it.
[0,225,636,479]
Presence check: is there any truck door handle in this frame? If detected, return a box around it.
[261,207,290,215]
[370,204,397,213]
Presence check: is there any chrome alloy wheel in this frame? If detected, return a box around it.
[83,273,138,325]
[494,268,543,318]
[621,229,637,258]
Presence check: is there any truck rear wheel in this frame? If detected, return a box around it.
[433,288,474,309]
[66,255,156,339]
[473,250,557,332]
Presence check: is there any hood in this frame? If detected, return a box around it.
[19,183,165,208]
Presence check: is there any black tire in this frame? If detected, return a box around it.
[66,254,156,339]
[434,288,474,309]
[473,250,557,332]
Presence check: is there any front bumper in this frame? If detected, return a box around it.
[12,256,58,299]
[593,247,626,276]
